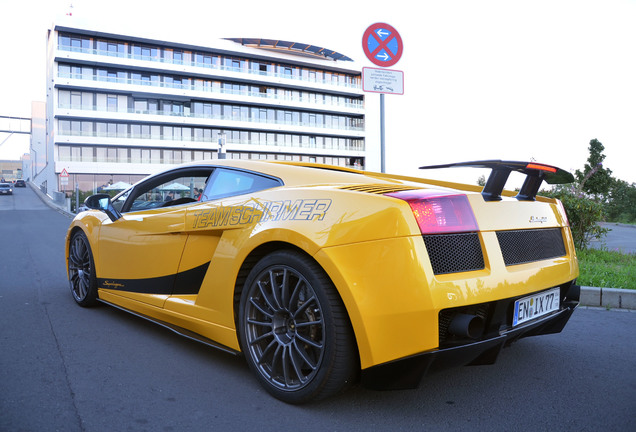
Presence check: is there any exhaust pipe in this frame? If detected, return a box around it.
[448,314,485,339]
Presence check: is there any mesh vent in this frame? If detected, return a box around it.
[338,184,420,194]
[497,228,566,266]
[423,233,485,275]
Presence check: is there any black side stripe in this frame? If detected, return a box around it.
[98,261,211,296]
[173,262,211,295]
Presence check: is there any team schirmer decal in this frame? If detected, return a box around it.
[192,199,332,229]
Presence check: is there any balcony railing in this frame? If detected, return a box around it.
[57,45,362,90]
[57,153,364,171]
[57,73,364,110]
[56,103,365,132]
[56,129,365,152]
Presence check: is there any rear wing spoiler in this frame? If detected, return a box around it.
[419,160,574,201]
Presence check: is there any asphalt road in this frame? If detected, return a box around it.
[1,187,635,432]
[590,222,636,254]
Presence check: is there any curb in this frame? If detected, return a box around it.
[580,286,636,310]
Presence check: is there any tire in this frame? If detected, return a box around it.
[68,230,99,307]
[238,250,358,404]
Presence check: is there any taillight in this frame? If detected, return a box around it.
[387,190,479,234]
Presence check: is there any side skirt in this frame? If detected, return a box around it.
[97,298,241,356]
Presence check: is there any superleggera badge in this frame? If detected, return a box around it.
[529,216,548,224]
[102,280,125,288]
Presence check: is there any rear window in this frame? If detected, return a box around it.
[201,168,281,201]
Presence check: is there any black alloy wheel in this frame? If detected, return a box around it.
[239,250,357,404]
[68,230,99,307]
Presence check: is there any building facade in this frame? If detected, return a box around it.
[0,160,23,182]
[39,21,368,195]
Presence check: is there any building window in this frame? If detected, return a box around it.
[130,148,141,163]
[107,95,117,112]
[58,120,70,134]
[71,146,80,161]
[58,146,70,161]
[151,149,161,163]
[70,92,82,108]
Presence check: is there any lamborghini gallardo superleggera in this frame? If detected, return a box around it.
[66,159,580,404]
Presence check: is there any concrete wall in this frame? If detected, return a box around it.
[31,99,55,195]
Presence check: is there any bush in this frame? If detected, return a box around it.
[542,188,608,250]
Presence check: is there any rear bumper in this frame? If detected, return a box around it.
[361,285,579,390]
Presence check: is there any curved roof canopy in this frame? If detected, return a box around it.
[225,38,352,62]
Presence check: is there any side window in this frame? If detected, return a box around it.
[122,169,213,212]
[201,168,281,201]
[112,189,131,212]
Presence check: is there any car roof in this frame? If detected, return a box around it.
[119,160,482,199]
[170,160,415,188]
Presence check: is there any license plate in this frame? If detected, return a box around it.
[513,287,560,327]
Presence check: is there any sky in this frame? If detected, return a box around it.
[1,0,634,186]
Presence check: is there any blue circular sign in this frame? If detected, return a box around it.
[362,23,404,67]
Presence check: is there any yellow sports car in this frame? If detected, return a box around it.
[66,159,580,404]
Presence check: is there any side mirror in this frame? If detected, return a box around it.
[84,194,122,222]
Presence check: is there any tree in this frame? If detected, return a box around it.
[574,139,613,197]
[605,179,636,223]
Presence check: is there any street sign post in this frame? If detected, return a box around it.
[362,23,404,173]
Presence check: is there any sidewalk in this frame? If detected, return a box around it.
[28,182,635,310]
[28,181,74,219]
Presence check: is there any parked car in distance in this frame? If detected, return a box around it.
[0,183,13,195]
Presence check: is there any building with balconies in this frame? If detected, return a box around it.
[39,20,368,195]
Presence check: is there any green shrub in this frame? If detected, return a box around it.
[542,188,608,250]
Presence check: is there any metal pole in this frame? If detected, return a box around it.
[380,93,386,173]
[75,179,79,213]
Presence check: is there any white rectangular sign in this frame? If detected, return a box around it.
[362,67,404,95]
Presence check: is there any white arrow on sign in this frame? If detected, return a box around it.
[376,52,390,61]
[376,29,389,38]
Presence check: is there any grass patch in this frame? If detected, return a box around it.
[577,248,636,290]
